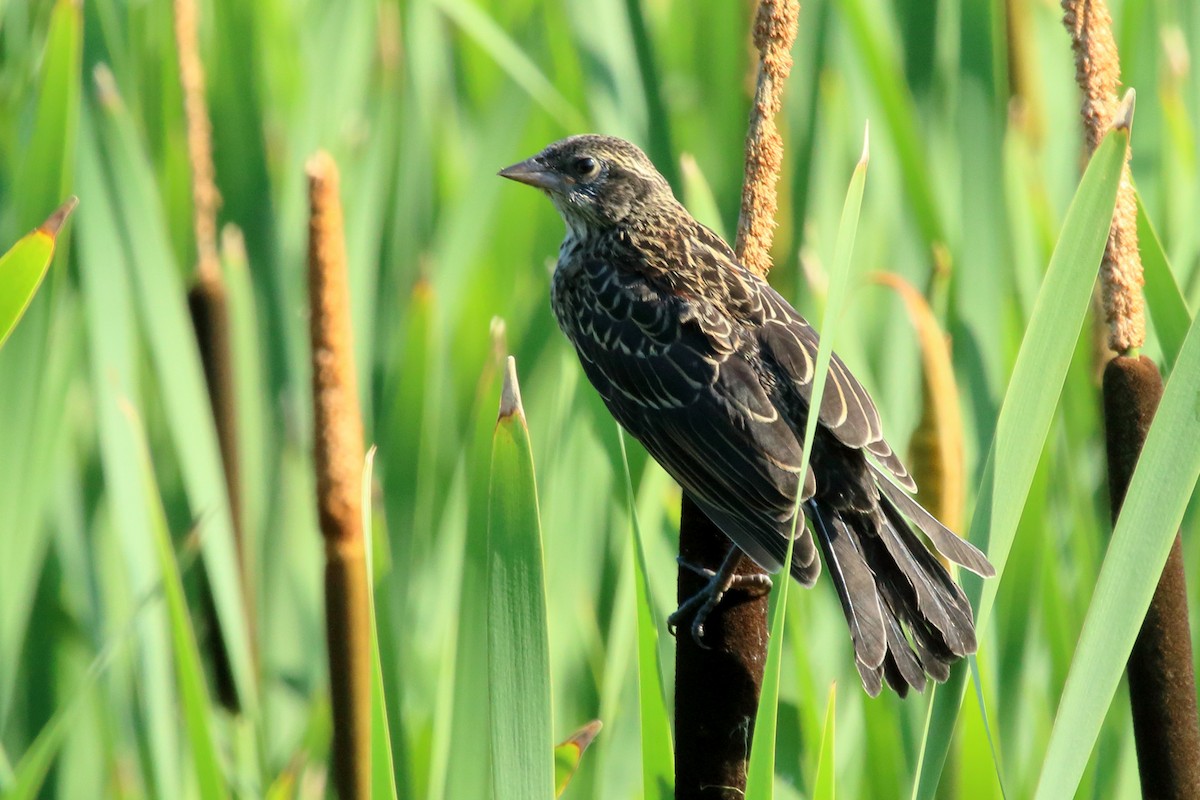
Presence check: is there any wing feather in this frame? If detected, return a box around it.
[557,254,821,582]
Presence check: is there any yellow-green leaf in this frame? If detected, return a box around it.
[0,198,76,351]
[553,720,602,797]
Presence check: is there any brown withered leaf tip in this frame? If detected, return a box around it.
[39,196,79,237]
[93,64,120,108]
[1111,88,1135,131]
[559,719,603,752]
[498,355,525,423]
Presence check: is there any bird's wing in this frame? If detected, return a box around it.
[686,223,916,491]
[558,255,821,583]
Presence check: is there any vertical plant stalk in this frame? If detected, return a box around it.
[1064,3,1200,795]
[1102,357,1200,797]
[308,152,371,800]
[175,0,248,709]
[675,2,799,797]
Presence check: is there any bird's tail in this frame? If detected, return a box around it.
[803,474,994,697]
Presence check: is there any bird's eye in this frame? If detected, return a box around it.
[573,156,600,179]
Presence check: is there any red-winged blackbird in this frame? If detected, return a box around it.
[500,134,994,696]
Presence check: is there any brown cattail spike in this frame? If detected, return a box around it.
[308,152,366,545]
[1063,0,1144,353]
[307,151,371,800]
[174,0,221,285]
[734,0,800,279]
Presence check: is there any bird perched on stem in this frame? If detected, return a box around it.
[499,134,994,696]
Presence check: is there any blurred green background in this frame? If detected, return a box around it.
[0,0,1197,797]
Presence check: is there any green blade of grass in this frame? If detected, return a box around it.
[746,125,869,800]
[9,0,81,238]
[812,684,836,800]
[76,121,182,798]
[122,401,229,800]
[835,0,943,248]
[91,78,258,714]
[3,666,94,800]
[1033,310,1200,797]
[362,447,400,800]
[1136,192,1192,368]
[621,0,675,187]
[487,357,555,800]
[911,101,1131,800]
[0,198,76,350]
[433,0,585,131]
[618,429,674,799]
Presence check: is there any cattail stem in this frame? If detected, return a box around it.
[308,152,371,799]
[1063,2,1200,794]
[675,2,799,797]
[175,0,248,708]
[1102,357,1200,797]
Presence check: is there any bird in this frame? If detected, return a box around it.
[499,134,995,697]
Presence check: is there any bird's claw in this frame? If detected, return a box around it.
[668,554,772,648]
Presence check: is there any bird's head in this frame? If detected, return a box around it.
[499,135,673,234]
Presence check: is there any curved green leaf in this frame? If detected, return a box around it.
[1136,192,1192,368]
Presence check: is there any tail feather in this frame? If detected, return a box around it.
[876,503,977,655]
[808,489,985,696]
[807,504,887,674]
[882,614,927,696]
[874,470,995,578]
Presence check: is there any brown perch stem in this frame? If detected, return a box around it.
[675,2,799,797]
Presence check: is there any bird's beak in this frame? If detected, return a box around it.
[498,158,563,193]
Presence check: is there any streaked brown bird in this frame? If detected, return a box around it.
[500,134,994,696]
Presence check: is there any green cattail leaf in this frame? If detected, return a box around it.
[9,0,81,237]
[618,430,674,799]
[362,447,400,799]
[1136,193,1192,368]
[76,124,182,796]
[434,0,585,131]
[122,402,228,800]
[488,357,555,800]
[812,684,836,800]
[91,78,257,714]
[912,99,1132,800]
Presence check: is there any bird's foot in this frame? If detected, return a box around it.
[667,549,772,648]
